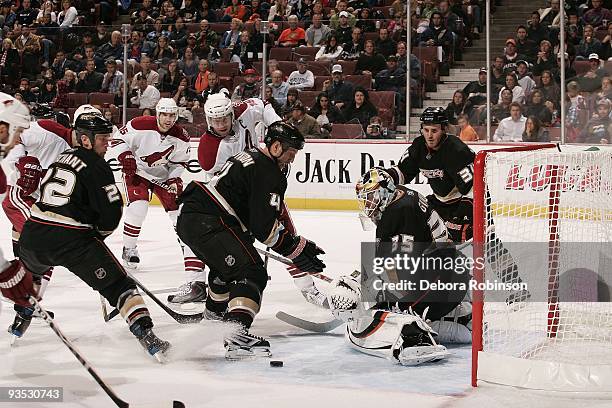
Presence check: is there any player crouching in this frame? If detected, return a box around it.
[326,168,472,366]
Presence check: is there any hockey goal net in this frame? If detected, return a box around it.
[472,144,612,391]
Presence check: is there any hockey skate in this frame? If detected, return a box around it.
[393,321,450,366]
[167,281,207,304]
[8,307,34,346]
[203,308,224,321]
[122,246,140,269]
[224,326,271,360]
[131,325,171,363]
[301,284,330,309]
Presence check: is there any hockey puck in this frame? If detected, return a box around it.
[270,360,283,367]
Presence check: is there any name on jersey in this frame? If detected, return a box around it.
[56,153,87,172]
[234,151,255,167]
[420,168,445,179]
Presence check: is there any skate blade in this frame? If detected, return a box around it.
[9,334,19,347]
[225,346,272,361]
[397,345,450,366]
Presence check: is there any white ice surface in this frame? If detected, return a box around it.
[0,208,607,408]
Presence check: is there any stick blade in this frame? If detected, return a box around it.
[276,311,343,333]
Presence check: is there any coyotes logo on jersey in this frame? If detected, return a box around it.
[140,145,174,167]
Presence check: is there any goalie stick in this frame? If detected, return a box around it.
[275,311,343,333]
[28,297,185,408]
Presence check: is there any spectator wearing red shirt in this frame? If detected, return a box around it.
[222,0,248,22]
[277,15,306,47]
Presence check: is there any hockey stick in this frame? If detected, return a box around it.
[28,297,185,408]
[99,295,121,322]
[126,272,204,324]
[255,247,334,283]
[275,311,343,333]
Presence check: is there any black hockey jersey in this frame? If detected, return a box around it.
[388,135,475,202]
[180,148,287,246]
[376,186,449,257]
[20,147,123,249]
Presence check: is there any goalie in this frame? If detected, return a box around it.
[328,168,472,366]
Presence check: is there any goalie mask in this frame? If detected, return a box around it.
[356,168,396,228]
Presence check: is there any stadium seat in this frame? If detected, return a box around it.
[330,123,365,139]
[363,32,379,42]
[220,48,232,62]
[67,92,88,108]
[369,91,396,128]
[293,47,320,61]
[298,90,320,109]
[314,75,331,90]
[338,60,357,75]
[214,62,240,78]
[89,92,115,106]
[210,23,229,35]
[573,61,590,76]
[269,47,293,61]
[306,61,331,76]
[125,107,142,121]
[346,74,372,90]
[278,61,297,76]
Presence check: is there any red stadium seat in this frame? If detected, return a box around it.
[369,91,395,128]
[88,92,115,107]
[305,60,331,76]
[298,90,320,110]
[292,47,320,61]
[346,74,372,90]
[314,75,331,90]
[269,47,293,61]
[278,61,297,76]
[214,62,240,78]
[338,60,357,75]
[573,61,590,76]
[67,92,88,108]
[330,123,365,139]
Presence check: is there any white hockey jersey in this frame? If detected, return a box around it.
[197,98,281,181]
[2,120,72,188]
[112,116,191,182]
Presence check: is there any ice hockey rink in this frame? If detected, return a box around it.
[1,207,611,408]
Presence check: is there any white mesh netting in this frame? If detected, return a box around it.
[479,148,612,373]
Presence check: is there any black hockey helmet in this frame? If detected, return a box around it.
[54,111,71,129]
[420,107,448,126]
[264,121,305,150]
[30,103,55,120]
[74,114,114,145]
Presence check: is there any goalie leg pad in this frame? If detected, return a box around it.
[346,310,449,365]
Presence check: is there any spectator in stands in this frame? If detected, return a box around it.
[396,41,412,73]
[265,59,280,85]
[131,72,161,109]
[51,50,73,81]
[306,13,331,47]
[169,17,189,49]
[0,38,19,87]
[1,2,17,30]
[487,88,513,124]
[101,59,123,100]
[540,0,565,30]
[36,12,59,45]
[375,28,397,59]
[342,87,377,131]
[601,22,612,60]
[38,80,56,104]
[194,33,221,63]
[198,2,218,23]
[456,114,479,142]
[536,70,561,112]
[533,39,557,76]
[583,0,612,29]
[527,10,549,46]
[134,6,156,33]
[17,0,38,27]
[551,52,576,84]
[16,24,41,78]
[160,59,183,94]
[592,76,612,107]
[58,0,78,31]
[178,46,199,80]
[341,27,364,60]
[354,9,375,34]
[580,97,612,143]
[223,0,248,22]
[375,55,406,95]
[287,58,315,90]
[356,39,386,77]
[335,11,354,45]
[63,69,78,92]
[309,91,344,126]
[249,0,268,21]
[196,20,218,49]
[287,101,323,138]
[52,79,70,108]
[268,0,291,21]
[420,0,438,19]
[499,72,526,104]
[17,78,37,104]
[315,34,343,62]
[444,90,467,126]
[94,23,111,47]
[193,59,210,94]
[522,115,550,142]
[131,56,160,91]
[221,18,243,49]
[174,76,198,109]
[324,64,354,109]
[128,31,144,64]
[419,12,453,59]
[76,58,104,93]
[516,60,536,98]
[491,56,506,86]
[231,31,258,71]
[282,87,300,118]
[70,33,95,69]
[494,102,526,142]
[365,116,390,139]
[152,35,176,62]
[515,25,538,64]
[566,81,587,134]
[95,31,123,69]
[37,1,56,23]
[577,53,607,92]
[270,69,289,104]
[264,86,284,116]
[463,67,488,120]
[232,68,261,101]
[161,4,178,27]
[576,24,603,60]
[525,89,553,126]
[200,71,230,103]
[330,1,356,30]
[502,38,525,73]
[438,0,462,40]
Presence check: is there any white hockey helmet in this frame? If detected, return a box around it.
[155,97,179,128]
[204,93,233,131]
[0,92,31,147]
[72,104,103,126]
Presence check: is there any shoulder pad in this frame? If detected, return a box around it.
[37,119,73,146]
[198,132,223,171]
[166,124,190,142]
[130,116,159,131]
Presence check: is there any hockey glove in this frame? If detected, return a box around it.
[15,156,42,196]
[285,236,326,274]
[118,151,137,184]
[0,260,35,307]
[279,201,296,235]
[165,177,183,196]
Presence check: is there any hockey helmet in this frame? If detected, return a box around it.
[356,167,396,225]
[420,107,448,127]
[30,103,55,120]
[155,97,179,129]
[0,92,31,147]
[74,114,114,146]
[72,104,103,126]
[264,121,305,150]
[55,111,71,129]
[204,93,234,133]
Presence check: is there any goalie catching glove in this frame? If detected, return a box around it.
[0,260,35,307]
[16,156,42,195]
